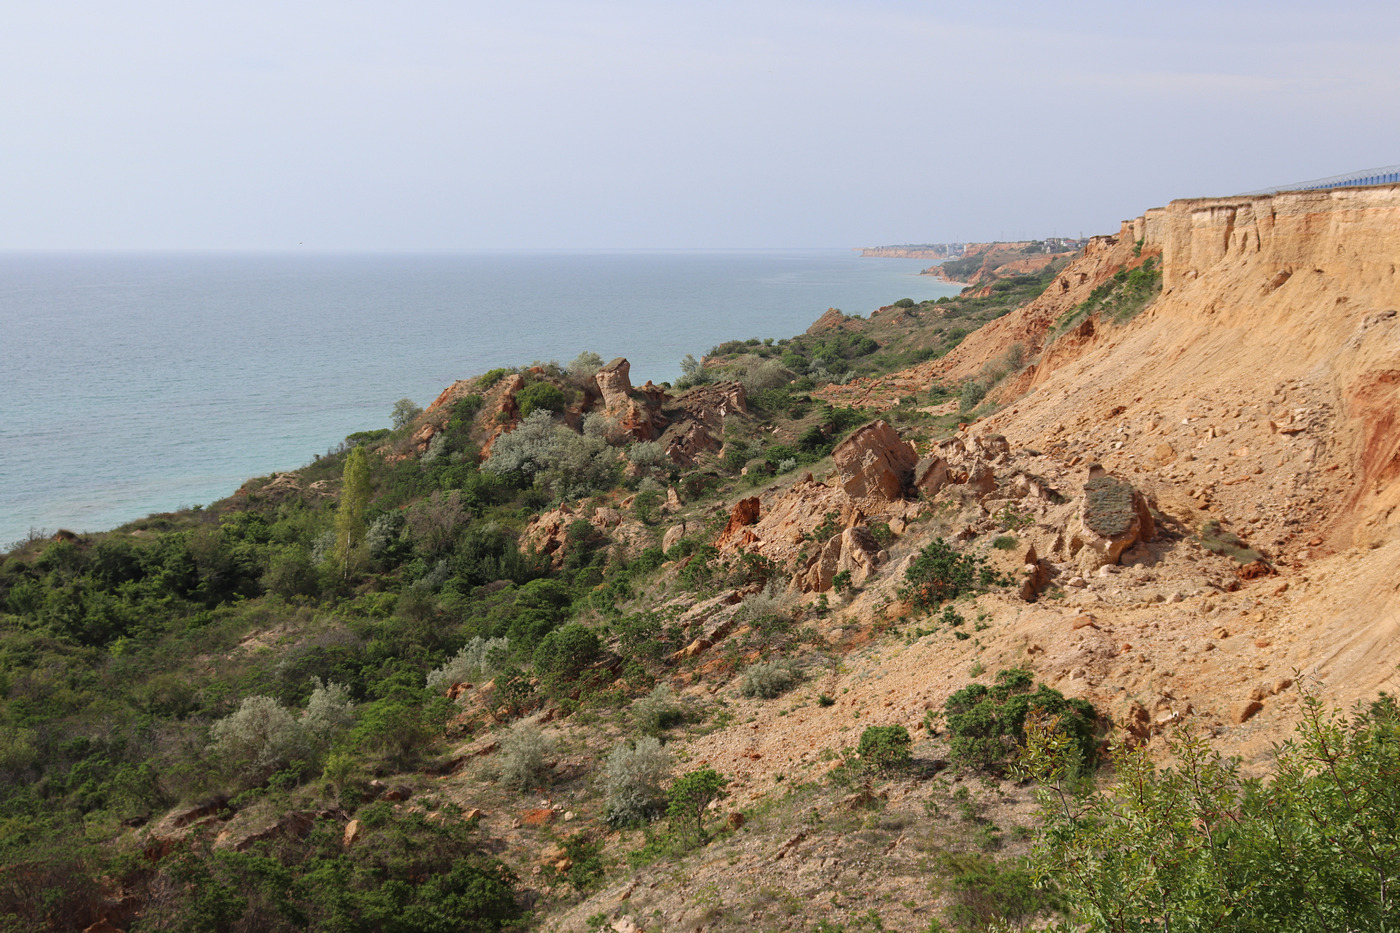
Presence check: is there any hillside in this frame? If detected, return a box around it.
[0,184,1398,933]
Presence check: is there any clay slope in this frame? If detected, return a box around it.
[971,185,1400,720]
[787,185,1400,768]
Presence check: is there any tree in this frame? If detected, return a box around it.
[667,767,728,840]
[391,397,423,430]
[332,446,371,581]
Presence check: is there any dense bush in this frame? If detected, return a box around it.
[856,725,912,773]
[482,410,559,480]
[426,636,510,692]
[632,684,685,735]
[516,380,567,418]
[531,623,601,681]
[944,669,1097,773]
[899,538,1010,611]
[209,680,354,788]
[740,659,801,699]
[566,350,604,379]
[497,721,554,791]
[603,736,672,825]
[1022,691,1400,932]
[137,810,523,933]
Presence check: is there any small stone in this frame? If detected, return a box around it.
[343,819,361,848]
[1255,638,1273,648]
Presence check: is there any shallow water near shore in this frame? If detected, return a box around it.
[0,249,959,544]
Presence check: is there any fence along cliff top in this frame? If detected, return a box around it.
[1244,164,1400,195]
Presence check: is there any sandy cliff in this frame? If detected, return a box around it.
[781,186,1400,768]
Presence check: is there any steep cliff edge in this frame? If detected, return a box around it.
[967,186,1400,715]
[802,185,1400,748]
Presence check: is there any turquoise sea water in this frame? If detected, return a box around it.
[0,250,958,545]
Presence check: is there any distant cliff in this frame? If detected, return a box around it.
[858,244,962,260]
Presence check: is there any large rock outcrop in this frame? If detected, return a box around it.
[591,358,667,441]
[832,421,917,501]
[659,382,748,465]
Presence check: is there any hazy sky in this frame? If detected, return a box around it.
[4,1,1398,250]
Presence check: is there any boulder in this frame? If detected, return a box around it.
[1018,544,1050,601]
[832,421,917,501]
[801,526,882,592]
[1070,474,1156,571]
[965,462,997,497]
[914,455,952,496]
[594,357,634,410]
[662,519,695,553]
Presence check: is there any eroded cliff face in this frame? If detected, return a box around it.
[964,185,1400,719]
[754,186,1400,765]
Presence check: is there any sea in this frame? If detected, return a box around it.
[0,250,960,546]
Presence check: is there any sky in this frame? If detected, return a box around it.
[3,1,1398,250]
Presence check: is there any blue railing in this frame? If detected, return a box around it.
[1245,165,1400,195]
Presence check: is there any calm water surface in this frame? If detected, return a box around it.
[0,250,958,544]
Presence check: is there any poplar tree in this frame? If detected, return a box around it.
[333,446,371,581]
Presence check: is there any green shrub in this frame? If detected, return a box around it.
[899,538,1010,611]
[958,379,988,413]
[497,720,554,791]
[532,623,601,681]
[479,367,510,388]
[857,725,912,773]
[603,736,672,825]
[516,381,567,418]
[939,852,1055,932]
[740,659,801,699]
[1021,691,1400,933]
[943,669,1097,774]
[667,767,728,839]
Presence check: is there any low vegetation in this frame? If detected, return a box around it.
[0,241,1386,933]
[1021,690,1400,932]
